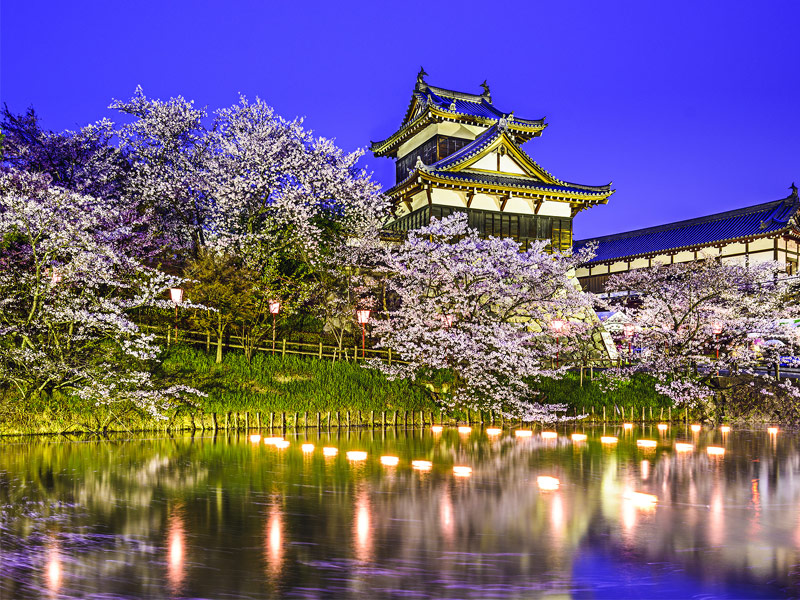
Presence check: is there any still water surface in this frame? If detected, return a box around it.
[1,425,800,599]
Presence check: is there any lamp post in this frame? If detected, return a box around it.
[712,321,722,360]
[550,318,565,368]
[269,300,280,354]
[169,287,184,342]
[623,322,635,360]
[356,309,371,360]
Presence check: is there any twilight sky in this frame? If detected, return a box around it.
[2,1,799,239]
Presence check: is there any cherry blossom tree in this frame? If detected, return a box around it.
[369,213,596,421]
[604,257,800,408]
[0,170,201,419]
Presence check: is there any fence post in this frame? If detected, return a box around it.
[388,348,392,365]
[282,339,286,358]
[319,342,323,359]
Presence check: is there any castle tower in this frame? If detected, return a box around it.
[371,69,614,250]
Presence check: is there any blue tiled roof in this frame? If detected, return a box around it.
[429,125,501,170]
[423,168,611,196]
[424,89,506,120]
[574,197,799,264]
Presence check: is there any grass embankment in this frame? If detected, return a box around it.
[0,345,692,436]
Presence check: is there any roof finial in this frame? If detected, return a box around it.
[480,80,491,101]
[416,67,428,90]
[791,182,798,198]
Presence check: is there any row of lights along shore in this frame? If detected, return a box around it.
[247,425,781,472]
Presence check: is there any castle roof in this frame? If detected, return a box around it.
[370,70,545,157]
[574,191,800,264]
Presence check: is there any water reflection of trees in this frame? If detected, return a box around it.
[0,429,799,597]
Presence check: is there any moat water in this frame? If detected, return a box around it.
[1,425,799,599]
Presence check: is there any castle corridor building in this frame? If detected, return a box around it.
[574,186,800,294]
[371,70,614,248]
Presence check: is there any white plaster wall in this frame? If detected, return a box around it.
[630,258,648,269]
[749,251,775,265]
[504,196,533,214]
[469,154,498,171]
[431,188,465,207]
[499,154,527,175]
[576,267,590,277]
[749,238,774,252]
[722,242,747,256]
[538,200,572,218]
[609,261,627,273]
[470,193,498,211]
[674,250,694,263]
[650,254,671,266]
[409,192,428,211]
[592,264,609,275]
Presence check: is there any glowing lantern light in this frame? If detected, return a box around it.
[412,460,432,471]
[624,490,658,507]
[720,425,731,433]
[486,428,502,436]
[691,424,702,433]
[169,287,184,304]
[515,429,533,438]
[571,433,587,442]
[657,424,668,431]
[275,440,290,449]
[457,426,472,434]
[301,443,314,453]
[346,451,367,461]
[322,447,338,457]
[431,425,443,433]
[768,427,779,435]
[707,446,725,456]
[453,466,472,477]
[675,443,694,452]
[541,431,558,439]
[601,436,618,444]
[636,439,657,448]
[263,437,284,445]
[380,455,399,466]
[537,476,560,491]
[249,434,262,443]
[623,423,633,430]
[268,300,280,315]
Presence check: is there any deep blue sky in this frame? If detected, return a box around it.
[2,1,799,238]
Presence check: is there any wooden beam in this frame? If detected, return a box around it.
[466,190,475,208]
[534,199,544,214]
[500,194,509,212]
[426,186,432,206]
[403,199,413,213]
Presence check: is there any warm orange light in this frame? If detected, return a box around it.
[347,451,367,461]
[691,424,702,433]
[707,446,725,456]
[453,465,473,477]
[264,437,284,445]
[571,433,587,442]
[249,434,262,443]
[601,436,618,444]
[537,476,560,491]
[275,440,290,449]
[412,460,432,471]
[301,443,314,453]
[322,447,338,457]
[486,427,502,436]
[720,425,731,433]
[457,426,472,434]
[515,429,533,438]
[624,490,658,507]
[768,427,779,435]
[541,431,558,439]
[637,439,657,448]
[657,424,668,431]
[623,423,633,429]
[675,442,693,452]
[380,456,399,466]
[431,425,443,433]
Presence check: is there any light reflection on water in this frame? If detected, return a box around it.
[0,426,799,598]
